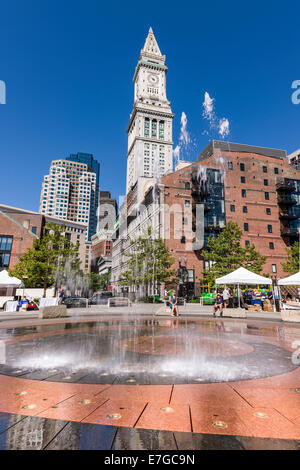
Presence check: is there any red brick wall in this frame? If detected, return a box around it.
[91,240,113,261]
[0,212,38,270]
[160,151,300,281]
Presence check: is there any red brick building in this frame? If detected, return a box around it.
[0,204,89,273]
[0,208,42,270]
[160,141,300,294]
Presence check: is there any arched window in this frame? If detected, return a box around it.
[159,121,164,139]
[152,119,157,137]
[144,118,150,137]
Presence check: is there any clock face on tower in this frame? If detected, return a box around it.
[147,73,159,85]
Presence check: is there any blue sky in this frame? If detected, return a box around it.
[0,0,299,211]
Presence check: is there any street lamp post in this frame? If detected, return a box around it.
[178,257,189,300]
[271,275,281,313]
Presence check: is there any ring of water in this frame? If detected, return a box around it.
[0,318,298,385]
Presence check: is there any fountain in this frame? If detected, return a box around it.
[0,317,299,385]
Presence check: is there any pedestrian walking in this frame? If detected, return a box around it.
[222,287,230,308]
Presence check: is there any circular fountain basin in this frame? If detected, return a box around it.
[0,318,298,385]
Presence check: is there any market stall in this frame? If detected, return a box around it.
[215,267,272,309]
[0,270,24,311]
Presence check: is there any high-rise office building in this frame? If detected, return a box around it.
[39,153,100,241]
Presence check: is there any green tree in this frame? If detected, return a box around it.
[10,222,81,296]
[201,221,266,283]
[282,241,299,274]
[121,226,177,296]
[85,270,111,293]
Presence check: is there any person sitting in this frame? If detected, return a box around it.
[168,289,179,317]
[19,297,29,312]
[213,294,223,317]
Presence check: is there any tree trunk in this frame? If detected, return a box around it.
[43,279,47,298]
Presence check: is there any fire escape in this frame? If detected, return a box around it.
[276,178,298,245]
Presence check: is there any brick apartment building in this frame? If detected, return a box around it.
[0,204,90,273]
[160,141,300,295]
[111,141,300,297]
[0,208,41,271]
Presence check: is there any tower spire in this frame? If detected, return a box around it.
[141,27,162,57]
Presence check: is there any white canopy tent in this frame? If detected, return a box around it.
[0,270,24,311]
[0,270,24,288]
[215,267,272,308]
[278,272,300,286]
[278,272,300,310]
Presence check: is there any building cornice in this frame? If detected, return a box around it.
[133,60,168,83]
[126,105,174,133]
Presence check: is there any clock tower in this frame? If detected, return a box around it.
[126,28,174,197]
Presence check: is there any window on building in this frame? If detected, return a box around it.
[269,242,274,249]
[181,236,186,243]
[267,225,272,233]
[185,200,190,207]
[241,176,246,183]
[144,118,150,137]
[228,162,233,170]
[152,119,157,137]
[244,223,249,231]
[245,240,250,246]
[240,163,245,171]
[159,121,164,139]
[263,166,267,173]
[266,208,271,215]
[272,264,277,273]
[31,226,37,234]
[242,189,246,198]
[274,167,279,174]
[0,236,13,269]
[243,206,248,213]
[185,182,190,189]
[265,192,269,200]
[264,179,268,186]
[230,205,235,212]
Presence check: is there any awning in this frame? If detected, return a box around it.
[215,267,272,285]
[0,270,24,287]
[278,272,300,286]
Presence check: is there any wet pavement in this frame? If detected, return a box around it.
[0,315,299,449]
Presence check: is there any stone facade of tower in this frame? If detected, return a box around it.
[126,28,174,200]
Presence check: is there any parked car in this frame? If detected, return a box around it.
[88,292,113,305]
[62,296,87,308]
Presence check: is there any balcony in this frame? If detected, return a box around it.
[279,212,298,220]
[277,195,297,206]
[276,180,296,192]
[281,228,299,239]
[204,225,223,234]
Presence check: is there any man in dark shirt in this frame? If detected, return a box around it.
[213,293,224,317]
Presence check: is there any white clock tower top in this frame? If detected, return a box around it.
[141,26,163,59]
[126,28,174,196]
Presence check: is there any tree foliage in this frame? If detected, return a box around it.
[121,226,177,295]
[10,223,81,295]
[282,241,299,274]
[201,221,266,283]
[85,270,111,293]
